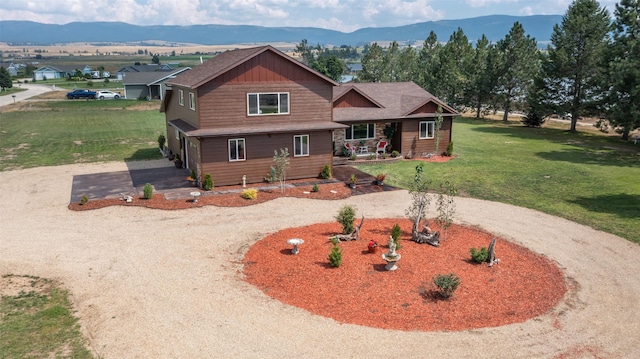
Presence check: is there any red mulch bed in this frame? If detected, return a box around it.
[243,219,567,332]
[416,155,456,163]
[69,182,352,211]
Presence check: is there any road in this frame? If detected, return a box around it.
[0,83,56,107]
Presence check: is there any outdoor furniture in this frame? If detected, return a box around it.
[376,140,388,153]
[358,146,369,154]
[344,143,355,156]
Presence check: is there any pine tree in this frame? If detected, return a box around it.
[545,0,611,131]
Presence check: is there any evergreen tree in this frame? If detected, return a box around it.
[605,0,640,140]
[439,28,473,108]
[415,31,443,94]
[495,22,540,122]
[545,0,611,131]
[359,42,385,82]
[465,35,498,118]
[0,67,12,90]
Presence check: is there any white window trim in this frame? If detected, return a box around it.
[345,123,376,141]
[178,89,184,106]
[293,134,309,157]
[228,138,246,162]
[419,121,435,139]
[175,128,180,140]
[189,92,196,111]
[247,92,290,116]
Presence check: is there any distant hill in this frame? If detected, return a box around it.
[0,15,561,46]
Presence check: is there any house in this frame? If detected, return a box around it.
[122,67,190,100]
[161,45,347,186]
[332,82,458,158]
[33,65,92,80]
[116,64,174,81]
[0,62,18,77]
[161,46,457,187]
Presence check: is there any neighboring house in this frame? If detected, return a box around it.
[116,64,173,81]
[0,62,18,77]
[162,45,347,186]
[33,65,91,80]
[122,67,190,100]
[161,45,457,187]
[332,82,457,158]
[90,70,111,79]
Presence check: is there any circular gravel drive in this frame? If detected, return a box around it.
[1,161,639,358]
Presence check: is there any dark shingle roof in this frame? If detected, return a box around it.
[169,119,347,138]
[166,45,337,89]
[122,68,190,85]
[333,82,458,122]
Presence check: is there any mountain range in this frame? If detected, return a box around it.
[0,15,562,46]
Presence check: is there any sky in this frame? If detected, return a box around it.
[0,0,619,33]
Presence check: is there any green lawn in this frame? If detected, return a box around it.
[0,100,165,171]
[0,275,93,358]
[357,117,640,243]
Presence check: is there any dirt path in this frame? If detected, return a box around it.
[1,162,639,358]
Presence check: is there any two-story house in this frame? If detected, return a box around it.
[162,45,347,186]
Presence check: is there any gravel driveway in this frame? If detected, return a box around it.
[1,161,639,358]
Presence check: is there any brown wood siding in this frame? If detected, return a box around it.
[400,118,452,156]
[199,131,333,186]
[334,91,378,108]
[197,81,333,129]
[411,102,439,114]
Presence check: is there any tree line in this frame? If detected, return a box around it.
[298,0,639,140]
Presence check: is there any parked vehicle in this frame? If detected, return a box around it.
[66,89,97,99]
[96,90,121,100]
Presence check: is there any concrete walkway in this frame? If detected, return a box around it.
[0,83,56,107]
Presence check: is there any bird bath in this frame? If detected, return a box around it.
[382,236,401,270]
[190,191,201,203]
[287,238,304,255]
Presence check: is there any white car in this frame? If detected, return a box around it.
[96,91,121,100]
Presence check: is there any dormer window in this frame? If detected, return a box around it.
[247,93,289,115]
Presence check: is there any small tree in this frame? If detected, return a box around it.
[143,183,153,199]
[336,205,356,234]
[406,163,432,238]
[203,174,214,191]
[391,223,402,250]
[436,180,457,241]
[266,148,290,193]
[328,237,343,267]
[320,164,332,179]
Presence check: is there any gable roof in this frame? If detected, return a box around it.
[117,64,173,73]
[332,82,458,123]
[122,67,191,85]
[167,45,338,89]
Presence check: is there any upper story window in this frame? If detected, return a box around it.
[228,138,246,162]
[189,92,196,110]
[345,123,375,140]
[293,135,309,157]
[178,89,184,106]
[419,121,435,139]
[248,93,289,116]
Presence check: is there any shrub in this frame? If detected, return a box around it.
[80,194,89,205]
[320,164,331,179]
[381,152,388,159]
[241,188,258,200]
[143,183,153,199]
[203,174,214,191]
[445,141,454,157]
[157,134,166,149]
[349,173,358,184]
[328,239,343,267]
[336,205,356,234]
[391,150,400,158]
[367,153,375,160]
[311,184,320,192]
[433,273,460,299]
[391,223,402,250]
[350,153,357,161]
[189,169,197,180]
[470,247,488,263]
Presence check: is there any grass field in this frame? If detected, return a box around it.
[0,275,93,358]
[0,100,165,171]
[357,116,640,243]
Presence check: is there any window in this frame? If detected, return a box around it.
[420,121,435,139]
[189,92,196,110]
[247,93,289,115]
[175,128,180,140]
[345,123,375,140]
[178,89,184,106]
[228,138,245,162]
[294,135,309,157]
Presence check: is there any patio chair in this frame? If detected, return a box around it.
[344,142,355,156]
[376,140,388,153]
